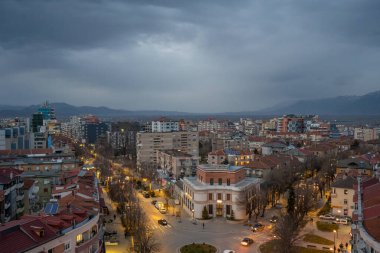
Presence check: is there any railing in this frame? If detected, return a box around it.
[76,233,99,253]
[5,201,11,209]
[4,188,10,195]
[17,181,24,189]
[16,194,24,201]
[17,206,24,213]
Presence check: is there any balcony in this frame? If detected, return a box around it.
[17,206,24,214]
[17,181,24,189]
[4,215,11,222]
[76,233,100,253]
[4,201,11,209]
[16,193,24,201]
[4,188,10,195]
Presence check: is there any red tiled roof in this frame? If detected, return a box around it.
[0,217,58,253]
[208,150,225,156]
[23,179,35,190]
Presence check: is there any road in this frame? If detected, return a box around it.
[138,192,274,253]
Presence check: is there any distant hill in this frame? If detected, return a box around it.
[0,102,192,119]
[255,90,380,115]
[0,90,379,119]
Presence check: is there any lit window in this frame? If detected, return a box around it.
[76,234,83,244]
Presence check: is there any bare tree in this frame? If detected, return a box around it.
[273,214,303,253]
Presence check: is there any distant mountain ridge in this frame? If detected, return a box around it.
[256,90,380,115]
[0,90,379,119]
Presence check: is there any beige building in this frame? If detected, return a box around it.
[156,149,199,178]
[331,176,356,217]
[181,164,260,220]
[137,131,199,167]
[354,127,379,142]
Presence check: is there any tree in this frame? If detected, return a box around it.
[202,206,209,219]
[273,214,302,253]
[287,187,295,214]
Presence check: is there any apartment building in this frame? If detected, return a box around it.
[136,131,199,167]
[181,164,260,220]
[0,169,104,253]
[0,168,25,223]
[354,127,379,142]
[351,178,380,252]
[331,176,356,217]
[156,149,199,178]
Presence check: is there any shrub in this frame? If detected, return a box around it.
[316,221,339,232]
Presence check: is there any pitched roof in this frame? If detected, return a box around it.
[331,176,356,189]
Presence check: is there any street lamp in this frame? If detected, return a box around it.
[333,229,337,253]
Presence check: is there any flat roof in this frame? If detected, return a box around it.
[184,176,261,191]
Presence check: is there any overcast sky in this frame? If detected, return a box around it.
[0,0,379,112]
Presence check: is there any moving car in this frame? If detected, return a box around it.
[251,223,264,232]
[319,214,335,220]
[158,219,168,226]
[105,240,119,246]
[159,207,167,214]
[270,215,279,223]
[223,250,236,253]
[241,238,254,246]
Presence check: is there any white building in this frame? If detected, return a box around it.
[151,120,179,132]
[331,176,356,217]
[354,127,379,142]
[181,164,260,220]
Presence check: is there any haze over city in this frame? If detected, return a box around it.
[1,0,380,112]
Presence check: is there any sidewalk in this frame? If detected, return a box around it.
[102,187,133,253]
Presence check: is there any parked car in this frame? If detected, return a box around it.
[275,203,283,209]
[144,193,150,198]
[158,219,168,226]
[251,223,264,232]
[159,207,167,214]
[241,238,254,246]
[333,218,348,225]
[223,250,236,253]
[270,215,279,223]
[105,240,119,246]
[342,216,352,223]
[319,214,335,220]
[104,230,117,237]
[151,200,157,205]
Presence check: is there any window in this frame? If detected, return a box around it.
[44,188,48,193]
[218,178,222,185]
[344,189,348,195]
[210,178,214,185]
[227,178,230,186]
[76,234,83,244]
[344,199,348,205]
[64,242,70,251]
[208,204,213,215]
[226,194,231,201]
[208,193,213,201]
[217,193,222,200]
[226,205,231,215]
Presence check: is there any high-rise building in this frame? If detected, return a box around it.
[136,131,199,168]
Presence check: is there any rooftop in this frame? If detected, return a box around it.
[331,176,356,189]
[198,164,245,172]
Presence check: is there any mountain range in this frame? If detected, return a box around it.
[0,90,379,119]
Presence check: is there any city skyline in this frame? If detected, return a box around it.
[1,1,380,112]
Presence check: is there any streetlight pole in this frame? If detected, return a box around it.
[333,229,336,253]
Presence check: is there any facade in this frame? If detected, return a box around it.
[331,176,356,217]
[208,149,254,166]
[136,131,199,167]
[0,170,103,253]
[351,178,380,253]
[354,127,379,142]
[83,122,109,144]
[181,164,260,220]
[156,149,199,178]
[151,119,179,132]
[0,168,25,223]
[336,158,374,177]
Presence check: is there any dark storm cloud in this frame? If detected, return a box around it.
[0,0,380,112]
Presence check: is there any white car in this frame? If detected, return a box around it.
[223,250,236,253]
[319,214,335,220]
[333,218,348,225]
